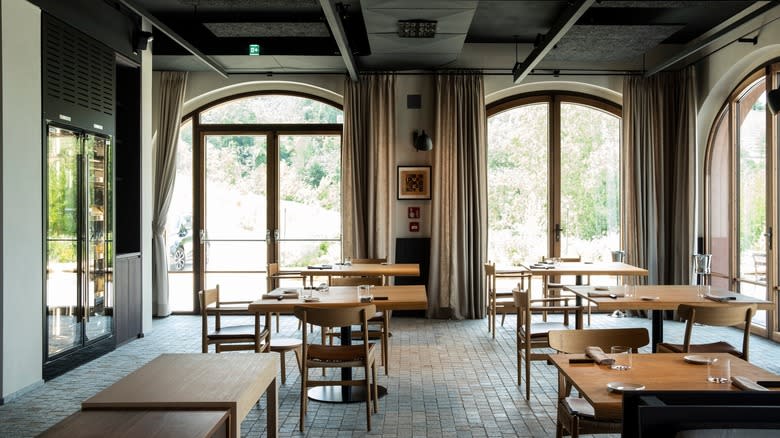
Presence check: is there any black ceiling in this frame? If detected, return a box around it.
[120,0,772,79]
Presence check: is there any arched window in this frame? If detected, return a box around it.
[706,63,780,331]
[487,93,621,271]
[167,92,343,312]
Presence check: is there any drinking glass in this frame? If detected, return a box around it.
[697,284,710,299]
[357,284,373,302]
[707,358,730,383]
[610,346,632,370]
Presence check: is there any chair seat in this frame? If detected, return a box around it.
[307,343,377,368]
[208,324,266,339]
[657,341,741,357]
[529,322,569,337]
[563,397,595,417]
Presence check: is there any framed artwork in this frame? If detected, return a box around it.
[397,166,431,200]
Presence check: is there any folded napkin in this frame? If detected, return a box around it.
[705,294,737,303]
[585,346,615,365]
[262,290,299,299]
[306,264,332,269]
[587,292,624,298]
[529,264,555,269]
[731,376,769,391]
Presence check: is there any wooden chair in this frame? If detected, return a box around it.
[199,284,270,353]
[656,304,756,360]
[267,262,303,332]
[547,328,650,438]
[514,284,582,400]
[327,276,391,374]
[484,262,526,338]
[545,256,592,323]
[294,304,379,432]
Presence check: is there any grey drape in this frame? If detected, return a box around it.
[428,72,488,319]
[152,72,188,317]
[342,74,396,261]
[622,67,696,286]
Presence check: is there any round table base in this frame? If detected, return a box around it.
[308,385,387,403]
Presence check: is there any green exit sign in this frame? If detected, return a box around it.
[249,44,261,56]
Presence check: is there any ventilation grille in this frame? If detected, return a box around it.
[44,17,114,116]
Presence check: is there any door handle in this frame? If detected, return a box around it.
[554,224,563,242]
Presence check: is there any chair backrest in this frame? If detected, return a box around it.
[329,276,383,286]
[513,287,531,328]
[560,256,581,262]
[484,262,496,297]
[294,304,376,350]
[199,285,220,333]
[267,263,279,290]
[548,328,650,353]
[678,304,756,359]
[351,258,386,264]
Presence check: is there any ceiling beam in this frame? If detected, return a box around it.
[512,0,595,84]
[119,0,229,78]
[319,0,359,81]
[644,1,780,77]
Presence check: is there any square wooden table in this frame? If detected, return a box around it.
[525,261,648,285]
[82,353,278,438]
[39,410,231,438]
[549,352,779,421]
[565,285,773,351]
[299,263,420,286]
[249,285,427,403]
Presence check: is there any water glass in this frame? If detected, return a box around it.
[302,287,313,299]
[357,284,373,302]
[697,284,710,299]
[610,346,632,370]
[707,358,730,383]
[623,284,634,298]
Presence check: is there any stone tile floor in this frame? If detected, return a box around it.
[1,312,779,437]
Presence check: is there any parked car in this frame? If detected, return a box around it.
[168,215,193,271]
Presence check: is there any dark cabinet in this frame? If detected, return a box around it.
[395,238,430,316]
[115,253,142,345]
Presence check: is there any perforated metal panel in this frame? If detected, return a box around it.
[43,16,114,117]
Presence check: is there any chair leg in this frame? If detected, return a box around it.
[372,362,379,414]
[525,350,531,401]
[299,368,307,431]
[275,312,280,333]
[571,414,580,438]
[278,350,287,385]
[501,313,506,326]
[365,364,372,431]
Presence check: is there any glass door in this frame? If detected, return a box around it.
[202,133,268,302]
[46,126,81,357]
[84,133,113,342]
[276,134,342,267]
[558,101,621,263]
[735,78,768,326]
[45,126,113,360]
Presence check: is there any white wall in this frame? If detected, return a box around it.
[1,0,43,399]
[141,19,154,333]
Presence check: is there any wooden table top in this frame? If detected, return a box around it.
[39,410,230,438]
[525,261,648,277]
[82,353,277,437]
[549,352,780,420]
[565,284,774,312]
[249,285,428,313]
[299,263,420,277]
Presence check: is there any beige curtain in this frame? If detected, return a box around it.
[428,72,488,319]
[152,72,188,317]
[342,74,396,261]
[623,67,696,286]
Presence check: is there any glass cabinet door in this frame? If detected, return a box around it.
[84,133,113,342]
[46,126,81,356]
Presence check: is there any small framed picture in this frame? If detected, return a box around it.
[397,166,431,200]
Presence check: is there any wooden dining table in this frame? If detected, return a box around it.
[248,284,428,403]
[524,261,649,285]
[549,352,780,421]
[299,263,420,286]
[81,353,278,438]
[565,284,774,351]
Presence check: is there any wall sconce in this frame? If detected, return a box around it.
[767,88,780,115]
[413,130,432,151]
[133,31,154,55]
